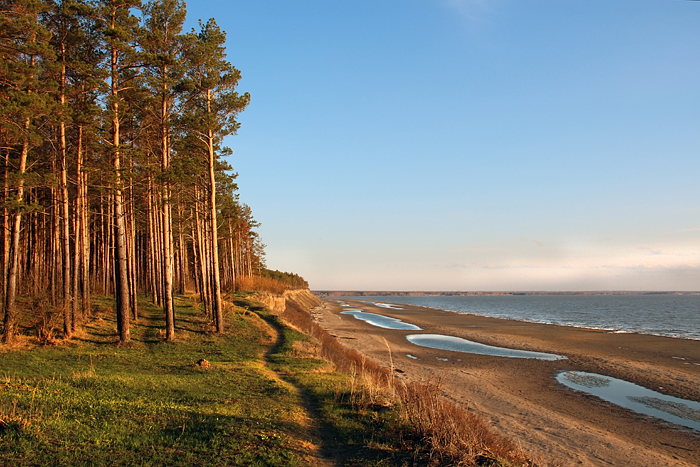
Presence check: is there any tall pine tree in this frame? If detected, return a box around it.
[1,0,55,343]
[97,0,142,343]
[184,18,249,333]
[140,0,187,341]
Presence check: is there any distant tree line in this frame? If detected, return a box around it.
[0,0,264,344]
[261,269,309,289]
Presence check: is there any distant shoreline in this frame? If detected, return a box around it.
[313,290,699,297]
[312,299,700,465]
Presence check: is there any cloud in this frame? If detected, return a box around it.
[449,246,505,253]
[519,237,543,246]
[636,247,693,257]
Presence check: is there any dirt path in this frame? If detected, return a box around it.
[313,299,700,467]
[259,315,338,467]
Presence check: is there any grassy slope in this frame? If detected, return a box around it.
[0,295,421,467]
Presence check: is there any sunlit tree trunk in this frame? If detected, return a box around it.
[206,110,224,332]
[194,192,211,318]
[147,175,159,305]
[228,219,236,290]
[3,118,30,344]
[2,150,10,309]
[111,44,130,343]
[59,52,73,337]
[72,126,84,323]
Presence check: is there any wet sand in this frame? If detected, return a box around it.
[312,298,700,466]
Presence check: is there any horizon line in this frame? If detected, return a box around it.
[311,290,700,294]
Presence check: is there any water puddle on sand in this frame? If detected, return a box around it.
[340,310,422,331]
[406,334,566,361]
[557,371,700,431]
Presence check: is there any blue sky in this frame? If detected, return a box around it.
[184,0,700,291]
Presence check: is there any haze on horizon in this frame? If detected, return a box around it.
[185,0,700,292]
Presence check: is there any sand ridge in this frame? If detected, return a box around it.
[313,299,700,466]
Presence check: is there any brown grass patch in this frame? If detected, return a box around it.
[236,276,289,294]
[278,299,539,467]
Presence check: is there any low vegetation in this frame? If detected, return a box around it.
[0,292,536,466]
[1,296,311,466]
[236,276,295,295]
[261,269,309,289]
[281,296,538,467]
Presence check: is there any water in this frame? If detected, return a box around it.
[349,294,700,340]
[407,334,566,360]
[340,309,421,330]
[557,371,700,431]
[368,302,404,310]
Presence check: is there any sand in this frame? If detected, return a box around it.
[311,298,700,466]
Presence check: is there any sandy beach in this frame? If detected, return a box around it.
[311,298,700,466]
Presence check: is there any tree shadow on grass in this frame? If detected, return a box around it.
[259,314,419,466]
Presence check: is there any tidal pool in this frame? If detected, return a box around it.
[557,371,700,431]
[406,334,566,360]
[340,310,422,330]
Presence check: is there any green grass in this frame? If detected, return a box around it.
[256,309,427,467]
[1,296,307,466]
[0,294,430,466]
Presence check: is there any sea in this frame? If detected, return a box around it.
[342,294,700,341]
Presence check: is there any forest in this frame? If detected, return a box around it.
[0,0,267,345]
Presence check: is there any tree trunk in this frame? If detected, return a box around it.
[111,46,130,343]
[228,220,236,291]
[3,119,30,344]
[60,61,73,336]
[161,127,175,341]
[207,123,224,333]
[194,194,210,318]
[51,178,60,306]
[147,176,159,305]
[113,154,130,343]
[191,220,201,296]
[81,167,90,316]
[127,154,138,320]
[2,150,10,309]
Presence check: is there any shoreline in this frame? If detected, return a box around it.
[314,290,700,297]
[312,298,700,466]
[322,294,700,342]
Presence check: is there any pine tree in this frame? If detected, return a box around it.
[97,0,142,344]
[0,0,55,343]
[44,0,98,336]
[140,0,187,341]
[0,0,265,345]
[183,18,249,333]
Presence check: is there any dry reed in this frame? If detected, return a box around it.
[279,298,538,467]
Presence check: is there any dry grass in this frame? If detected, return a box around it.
[28,296,63,345]
[236,276,289,294]
[0,375,40,437]
[279,300,538,467]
